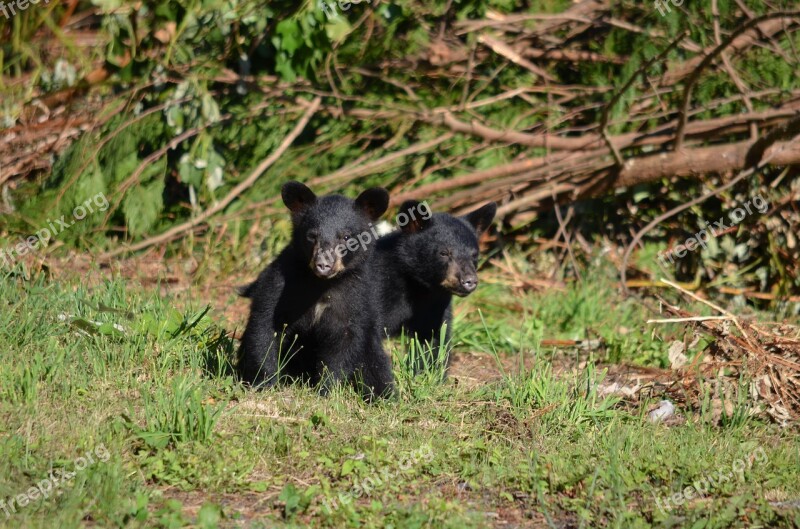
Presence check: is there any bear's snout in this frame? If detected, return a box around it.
[310,244,344,278]
[459,273,478,293]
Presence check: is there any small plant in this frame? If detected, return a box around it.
[390,325,451,399]
[697,370,754,428]
[125,376,226,450]
[3,363,39,406]
[0,349,52,406]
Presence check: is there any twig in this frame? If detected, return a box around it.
[455,13,594,35]
[311,134,454,189]
[659,279,733,317]
[718,287,800,303]
[521,47,626,64]
[647,316,734,324]
[551,195,582,284]
[98,97,322,260]
[658,279,758,350]
[477,33,555,82]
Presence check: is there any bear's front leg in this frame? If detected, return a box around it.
[356,332,395,401]
[237,270,285,388]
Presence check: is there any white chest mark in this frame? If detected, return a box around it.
[313,301,329,324]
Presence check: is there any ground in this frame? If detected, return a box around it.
[0,251,798,528]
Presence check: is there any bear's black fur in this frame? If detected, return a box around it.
[237,181,394,400]
[373,201,496,369]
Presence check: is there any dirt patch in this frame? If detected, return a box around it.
[157,486,558,528]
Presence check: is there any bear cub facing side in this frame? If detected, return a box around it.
[373,201,496,370]
[237,181,394,400]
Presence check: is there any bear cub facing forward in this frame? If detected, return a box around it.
[238,181,394,400]
[373,201,496,369]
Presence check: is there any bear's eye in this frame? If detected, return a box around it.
[342,233,352,241]
[439,250,451,257]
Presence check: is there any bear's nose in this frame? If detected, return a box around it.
[460,275,478,292]
[315,261,333,275]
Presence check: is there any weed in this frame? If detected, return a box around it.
[124,376,227,450]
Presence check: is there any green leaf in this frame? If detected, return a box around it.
[201,94,221,123]
[248,481,269,492]
[325,17,352,42]
[341,458,356,477]
[276,19,301,54]
[179,155,204,188]
[278,483,301,518]
[122,178,165,236]
[137,431,171,450]
[69,318,100,335]
[113,152,139,184]
[197,503,222,528]
[310,411,328,428]
[98,322,125,337]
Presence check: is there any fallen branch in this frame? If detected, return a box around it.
[521,47,625,64]
[615,137,800,188]
[420,103,800,153]
[311,133,455,190]
[660,17,798,86]
[393,132,800,212]
[618,130,800,296]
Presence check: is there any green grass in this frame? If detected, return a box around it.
[1,262,798,528]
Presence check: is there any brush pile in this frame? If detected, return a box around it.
[1,1,800,299]
[653,281,800,425]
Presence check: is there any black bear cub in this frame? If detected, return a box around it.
[237,181,394,400]
[373,201,496,370]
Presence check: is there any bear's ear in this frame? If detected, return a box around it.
[282,181,317,214]
[355,187,390,221]
[462,202,497,235]
[398,200,433,234]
